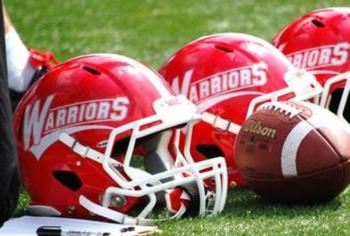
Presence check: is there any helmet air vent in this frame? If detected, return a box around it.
[311,19,325,28]
[214,42,234,53]
[82,66,101,75]
[53,171,82,191]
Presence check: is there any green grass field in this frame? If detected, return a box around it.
[7,0,350,235]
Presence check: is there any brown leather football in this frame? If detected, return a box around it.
[235,101,350,203]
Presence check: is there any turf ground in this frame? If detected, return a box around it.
[7,0,350,235]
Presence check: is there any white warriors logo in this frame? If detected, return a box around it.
[170,62,268,113]
[23,94,129,160]
[285,42,350,70]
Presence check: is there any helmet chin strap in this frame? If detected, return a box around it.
[59,133,123,166]
[59,133,108,163]
[79,195,187,226]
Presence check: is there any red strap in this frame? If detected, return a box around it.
[29,48,60,69]
[165,187,191,213]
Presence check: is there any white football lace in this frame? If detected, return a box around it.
[258,102,302,119]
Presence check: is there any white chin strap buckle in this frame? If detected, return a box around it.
[202,112,241,134]
[59,132,108,164]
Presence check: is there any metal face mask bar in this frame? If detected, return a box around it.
[319,72,350,125]
[59,95,228,225]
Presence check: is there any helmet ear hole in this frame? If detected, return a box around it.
[53,171,82,191]
[196,144,224,159]
[311,19,325,28]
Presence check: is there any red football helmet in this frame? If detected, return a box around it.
[159,33,322,187]
[14,54,227,224]
[272,7,350,124]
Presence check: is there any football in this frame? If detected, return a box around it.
[235,101,350,203]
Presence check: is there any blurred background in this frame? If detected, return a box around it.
[7,0,350,68]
